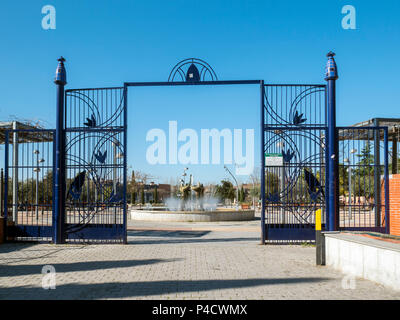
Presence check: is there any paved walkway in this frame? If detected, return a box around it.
[0,218,399,300]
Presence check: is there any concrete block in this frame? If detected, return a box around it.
[325,233,400,291]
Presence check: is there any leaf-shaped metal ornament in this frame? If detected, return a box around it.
[266,192,280,203]
[282,149,295,163]
[84,114,97,128]
[68,171,86,200]
[94,150,107,164]
[293,111,307,125]
[303,168,324,201]
[108,190,122,203]
[186,63,200,82]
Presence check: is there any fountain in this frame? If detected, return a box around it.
[129,170,255,222]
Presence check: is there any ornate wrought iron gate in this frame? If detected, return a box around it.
[261,86,390,242]
[262,85,328,241]
[64,87,127,243]
[1,54,390,244]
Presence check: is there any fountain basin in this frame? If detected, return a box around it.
[129,208,255,222]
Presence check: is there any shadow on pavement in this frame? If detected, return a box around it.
[128,237,261,245]
[0,277,332,300]
[0,258,179,278]
[0,242,39,254]
[128,230,210,238]
[127,230,260,245]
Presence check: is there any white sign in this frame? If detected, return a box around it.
[265,153,283,166]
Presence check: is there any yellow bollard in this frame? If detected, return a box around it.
[315,209,322,231]
[315,208,325,265]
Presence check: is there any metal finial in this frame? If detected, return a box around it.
[325,51,338,81]
[55,56,67,85]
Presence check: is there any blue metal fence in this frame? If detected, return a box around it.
[337,126,389,233]
[4,129,55,241]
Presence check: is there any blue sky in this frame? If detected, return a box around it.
[0,0,399,184]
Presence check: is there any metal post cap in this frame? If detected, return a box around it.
[325,51,338,81]
[54,57,67,85]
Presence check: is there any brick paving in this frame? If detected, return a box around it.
[0,218,399,300]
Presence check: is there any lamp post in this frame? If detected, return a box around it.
[250,175,256,210]
[33,150,45,220]
[277,141,285,223]
[224,165,239,206]
[112,142,124,224]
[112,139,121,194]
[344,148,357,220]
[181,167,189,185]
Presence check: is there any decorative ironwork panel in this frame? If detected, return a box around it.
[4,129,55,241]
[263,85,327,241]
[168,58,218,82]
[337,127,389,232]
[65,87,126,243]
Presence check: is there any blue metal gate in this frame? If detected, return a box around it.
[4,129,55,241]
[262,85,328,242]
[2,54,390,244]
[64,87,127,243]
[260,53,390,243]
[3,89,128,243]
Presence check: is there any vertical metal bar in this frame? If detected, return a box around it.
[4,131,9,240]
[325,52,339,231]
[392,137,397,174]
[12,121,18,223]
[384,128,390,234]
[348,164,352,220]
[324,95,329,230]
[54,57,67,244]
[0,168,3,217]
[123,85,128,244]
[373,119,381,227]
[260,80,266,244]
[52,130,56,234]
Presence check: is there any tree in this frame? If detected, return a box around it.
[140,188,145,204]
[128,170,155,204]
[249,185,260,199]
[338,164,349,196]
[238,186,246,203]
[353,142,375,198]
[131,191,136,204]
[265,171,279,196]
[153,186,158,204]
[214,180,235,202]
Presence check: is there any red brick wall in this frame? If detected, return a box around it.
[381,174,400,236]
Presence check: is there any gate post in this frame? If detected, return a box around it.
[54,57,67,244]
[325,52,339,231]
[384,128,390,234]
[373,118,382,227]
[260,80,266,244]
